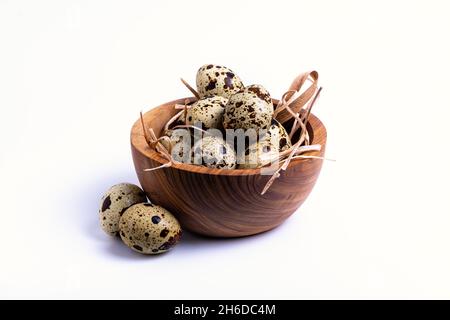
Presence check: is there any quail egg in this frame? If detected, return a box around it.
[186,96,228,129]
[238,119,292,169]
[160,128,191,152]
[99,183,147,236]
[196,64,244,99]
[193,135,236,169]
[159,128,193,164]
[268,118,292,152]
[223,84,274,130]
[119,203,182,254]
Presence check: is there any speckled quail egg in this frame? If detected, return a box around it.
[268,118,292,152]
[185,96,228,129]
[99,183,147,236]
[196,64,244,99]
[159,128,193,164]
[193,135,236,169]
[223,84,274,130]
[159,128,190,152]
[119,203,182,254]
[238,119,292,169]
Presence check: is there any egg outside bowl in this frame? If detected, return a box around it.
[131,98,327,238]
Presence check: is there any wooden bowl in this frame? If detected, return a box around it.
[131,98,327,237]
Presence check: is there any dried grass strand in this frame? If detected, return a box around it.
[274,71,319,124]
[139,116,174,171]
[164,110,184,132]
[180,78,200,100]
[261,87,323,195]
[171,124,209,135]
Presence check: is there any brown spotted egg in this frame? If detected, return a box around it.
[159,128,193,164]
[193,135,236,169]
[238,119,292,169]
[119,203,182,254]
[268,118,292,152]
[223,84,274,130]
[186,96,228,129]
[99,183,147,236]
[196,64,244,99]
[160,128,191,152]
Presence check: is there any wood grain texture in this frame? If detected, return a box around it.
[131,98,327,237]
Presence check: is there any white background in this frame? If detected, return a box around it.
[1,0,449,299]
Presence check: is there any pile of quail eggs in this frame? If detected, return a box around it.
[99,183,182,255]
[98,65,295,255]
[163,64,292,169]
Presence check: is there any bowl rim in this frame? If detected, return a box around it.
[131,97,327,176]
